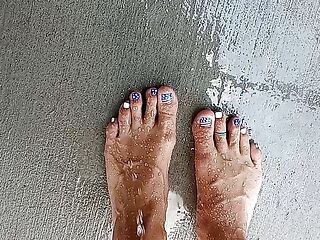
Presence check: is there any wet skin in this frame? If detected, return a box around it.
[192,109,262,240]
[104,86,178,240]
[105,86,262,240]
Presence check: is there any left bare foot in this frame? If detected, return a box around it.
[104,86,178,240]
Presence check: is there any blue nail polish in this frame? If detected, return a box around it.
[131,92,140,101]
[161,93,173,103]
[234,118,241,127]
[150,88,158,96]
[200,117,212,127]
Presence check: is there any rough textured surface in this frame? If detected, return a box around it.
[0,0,319,239]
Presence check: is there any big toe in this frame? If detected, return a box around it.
[156,86,178,133]
[192,109,216,180]
[192,109,216,154]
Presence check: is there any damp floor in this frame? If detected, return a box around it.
[1,0,320,239]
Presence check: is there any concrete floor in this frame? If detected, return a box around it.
[0,0,319,239]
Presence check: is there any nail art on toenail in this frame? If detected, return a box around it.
[234,118,241,127]
[215,112,223,119]
[199,117,212,127]
[161,92,173,103]
[123,102,130,109]
[131,92,140,101]
[111,117,115,123]
[240,127,247,134]
[150,87,158,96]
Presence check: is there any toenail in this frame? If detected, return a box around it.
[215,112,223,119]
[240,127,247,134]
[111,117,115,123]
[199,117,212,127]
[123,102,130,109]
[150,87,158,96]
[161,92,173,103]
[131,92,140,101]
[233,118,241,127]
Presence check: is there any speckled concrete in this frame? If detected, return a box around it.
[0,0,319,239]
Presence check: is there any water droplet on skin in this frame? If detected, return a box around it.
[242,182,246,187]
[144,162,148,167]
[158,172,161,176]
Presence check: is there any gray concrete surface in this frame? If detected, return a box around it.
[0,0,319,239]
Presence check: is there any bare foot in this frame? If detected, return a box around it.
[192,109,262,240]
[104,86,178,240]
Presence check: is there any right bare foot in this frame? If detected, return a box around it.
[192,109,263,240]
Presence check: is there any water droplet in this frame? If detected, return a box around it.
[144,162,149,167]
[242,182,246,187]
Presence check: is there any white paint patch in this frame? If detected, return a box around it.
[165,191,188,234]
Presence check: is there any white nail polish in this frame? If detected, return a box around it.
[123,102,130,109]
[240,128,247,134]
[111,118,115,123]
[215,112,223,119]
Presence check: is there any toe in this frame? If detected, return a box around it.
[130,91,143,130]
[192,109,216,182]
[239,126,250,155]
[250,140,262,167]
[227,116,241,152]
[118,101,131,137]
[213,111,228,153]
[105,118,119,145]
[192,109,216,154]
[156,86,178,132]
[144,87,158,128]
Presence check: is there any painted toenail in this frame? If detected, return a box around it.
[199,117,212,127]
[131,92,140,101]
[111,117,115,123]
[161,92,173,103]
[233,118,241,127]
[123,102,130,109]
[240,127,247,134]
[215,112,223,119]
[150,88,158,96]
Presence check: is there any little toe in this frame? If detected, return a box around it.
[157,86,178,132]
[144,87,158,128]
[192,109,216,154]
[213,111,228,153]
[118,101,131,137]
[250,140,262,167]
[227,116,241,152]
[239,126,250,155]
[105,118,119,145]
[130,91,143,130]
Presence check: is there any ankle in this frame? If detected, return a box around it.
[112,205,167,240]
[196,216,246,240]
